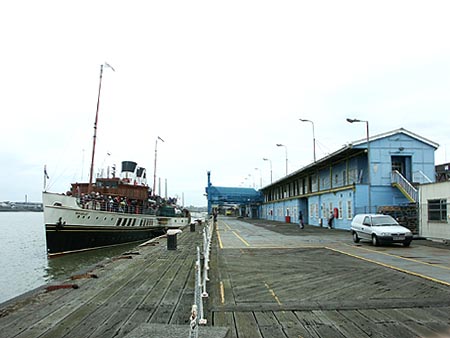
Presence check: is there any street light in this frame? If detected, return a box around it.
[255,167,262,188]
[153,136,165,196]
[299,118,316,162]
[263,158,272,184]
[276,144,288,176]
[346,118,371,212]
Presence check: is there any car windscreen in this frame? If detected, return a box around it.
[371,216,398,226]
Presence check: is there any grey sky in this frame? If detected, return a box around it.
[1,1,449,206]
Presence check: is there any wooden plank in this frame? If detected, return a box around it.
[254,311,288,338]
[274,311,317,338]
[112,256,196,336]
[63,256,171,338]
[212,311,236,338]
[91,256,190,337]
[57,256,171,336]
[151,255,195,322]
[234,312,263,338]
[12,257,148,338]
[337,310,381,337]
[317,310,371,338]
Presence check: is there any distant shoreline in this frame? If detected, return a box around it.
[0,202,43,212]
[0,208,43,212]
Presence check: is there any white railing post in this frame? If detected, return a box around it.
[189,247,201,338]
[190,218,215,333]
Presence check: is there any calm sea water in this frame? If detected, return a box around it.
[0,212,144,304]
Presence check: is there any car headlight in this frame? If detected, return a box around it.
[380,232,389,236]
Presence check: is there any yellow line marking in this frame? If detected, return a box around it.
[264,282,282,305]
[232,231,250,247]
[222,222,232,230]
[220,281,225,304]
[216,225,224,249]
[326,246,450,287]
[343,243,450,271]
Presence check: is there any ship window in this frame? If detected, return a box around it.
[127,218,132,226]
[140,220,143,226]
[53,202,62,206]
[96,217,99,220]
[104,217,107,220]
[77,215,80,218]
[122,218,128,226]
[116,218,122,226]
[88,216,91,219]
[132,219,137,226]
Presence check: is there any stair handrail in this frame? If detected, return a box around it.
[391,170,418,202]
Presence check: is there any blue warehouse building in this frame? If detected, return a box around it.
[206,171,263,217]
[259,128,438,230]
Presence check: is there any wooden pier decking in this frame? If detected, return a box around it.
[1,218,450,337]
[0,230,205,338]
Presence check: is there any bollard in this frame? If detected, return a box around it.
[167,229,182,250]
[190,222,196,232]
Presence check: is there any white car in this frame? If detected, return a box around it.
[351,214,413,247]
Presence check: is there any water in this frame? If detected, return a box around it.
[0,212,144,304]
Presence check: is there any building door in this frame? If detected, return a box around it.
[391,156,412,181]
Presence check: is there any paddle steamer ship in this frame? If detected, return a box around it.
[43,64,189,255]
[43,161,189,255]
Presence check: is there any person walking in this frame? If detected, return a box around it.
[327,210,334,229]
[299,210,304,229]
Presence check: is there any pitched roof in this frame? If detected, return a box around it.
[261,128,439,189]
[351,128,439,149]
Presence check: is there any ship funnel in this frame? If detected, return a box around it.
[121,161,137,173]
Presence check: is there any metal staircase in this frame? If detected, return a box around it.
[391,170,418,203]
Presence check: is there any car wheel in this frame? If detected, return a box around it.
[352,232,360,243]
[403,241,411,247]
[371,234,379,246]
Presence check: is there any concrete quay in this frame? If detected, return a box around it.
[1,217,450,337]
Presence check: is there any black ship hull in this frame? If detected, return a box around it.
[45,224,166,255]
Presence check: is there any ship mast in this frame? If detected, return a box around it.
[88,63,115,194]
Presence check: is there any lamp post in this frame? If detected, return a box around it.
[276,144,288,176]
[255,167,262,188]
[346,118,371,213]
[263,158,272,183]
[153,136,165,196]
[299,118,316,162]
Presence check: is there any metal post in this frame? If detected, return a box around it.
[276,144,288,176]
[299,119,316,162]
[153,136,164,196]
[347,118,371,213]
[263,158,272,183]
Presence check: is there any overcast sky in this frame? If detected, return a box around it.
[1,1,449,206]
